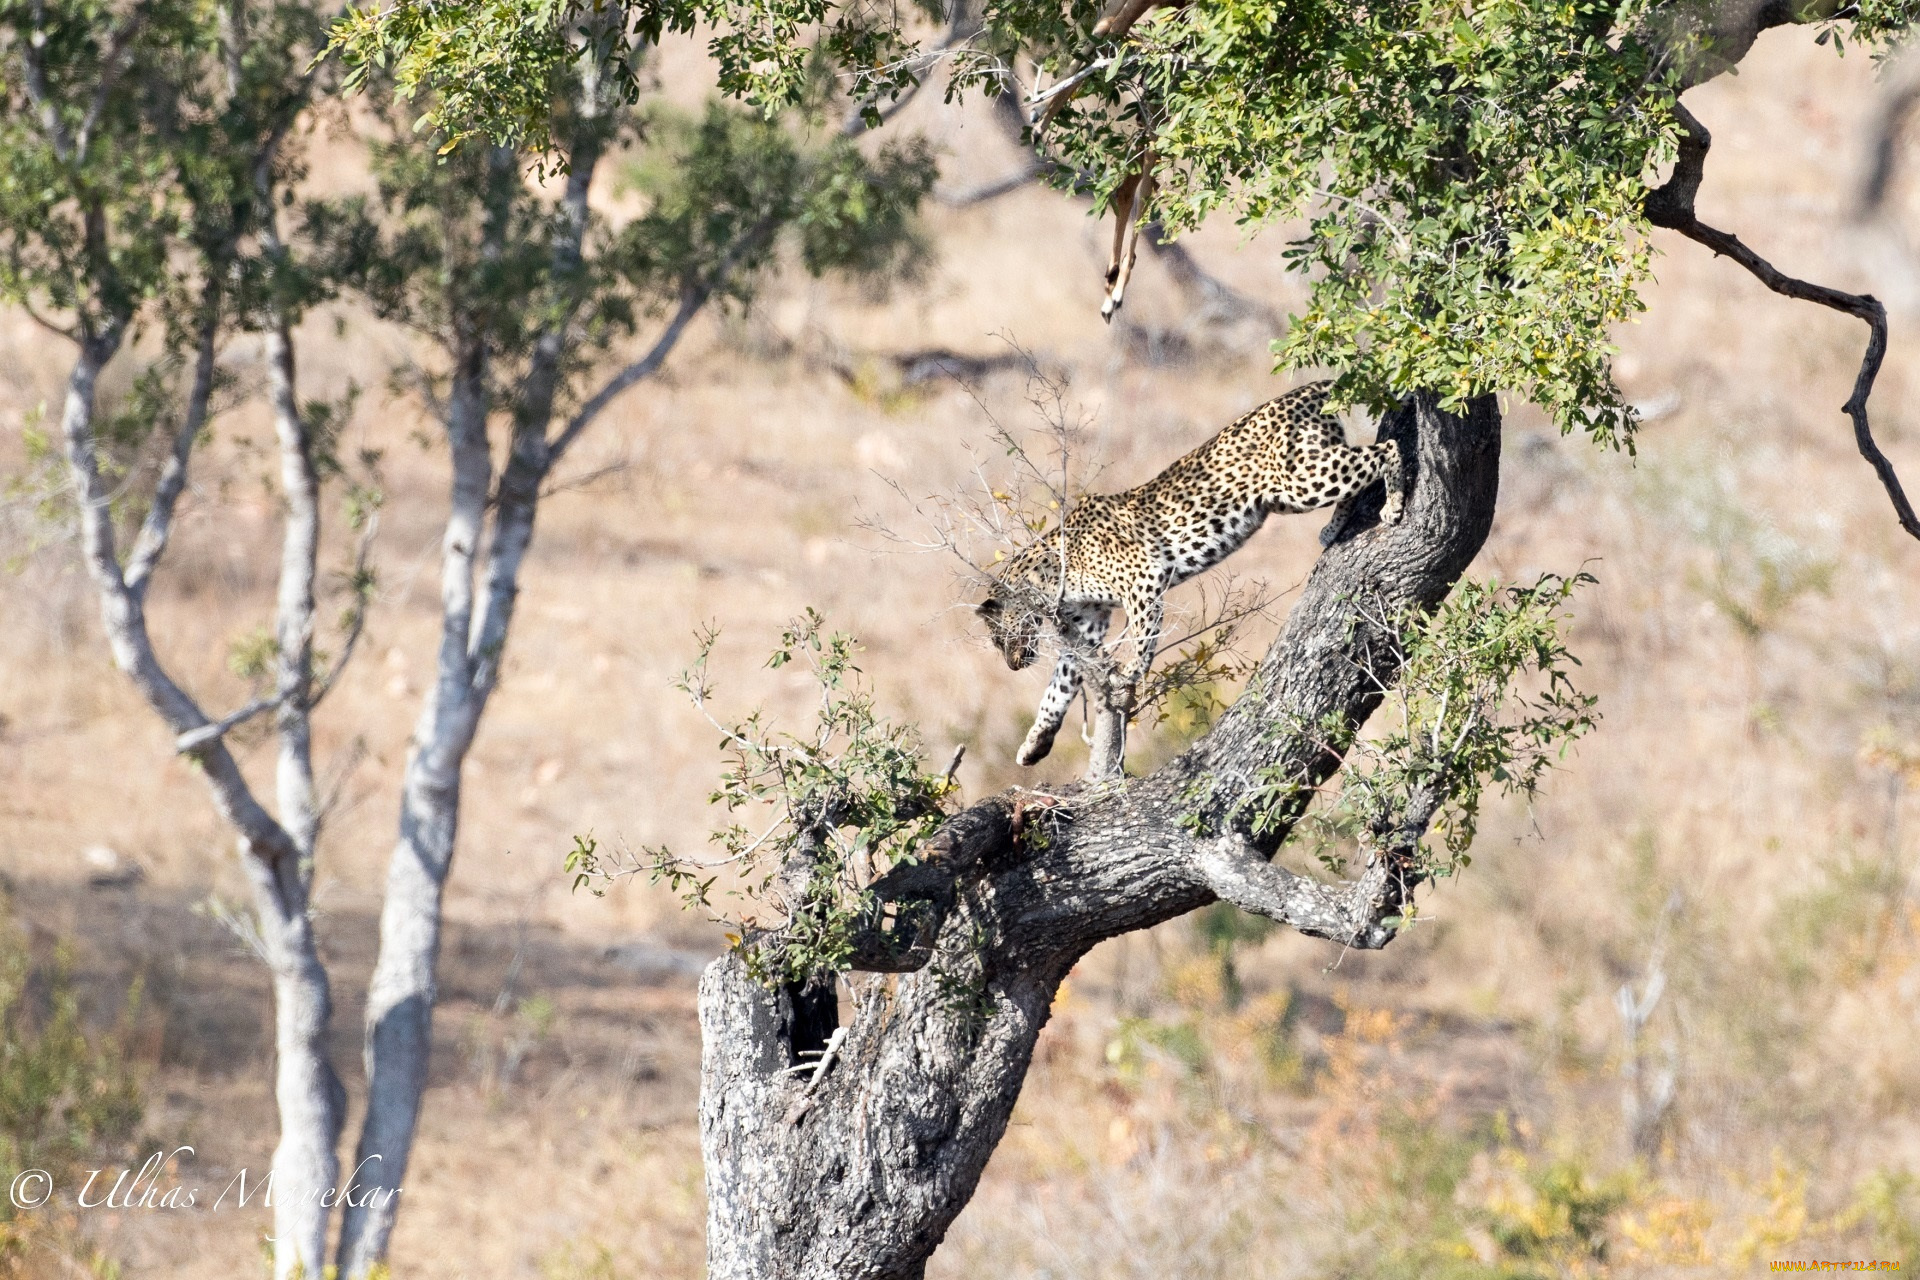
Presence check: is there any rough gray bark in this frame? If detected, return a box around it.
[1084,696,1128,781]
[697,389,1500,1279]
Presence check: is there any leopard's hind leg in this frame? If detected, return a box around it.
[1317,438,1408,546]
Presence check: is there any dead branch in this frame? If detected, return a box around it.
[1646,103,1920,543]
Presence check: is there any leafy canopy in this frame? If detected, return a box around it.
[303,84,933,437]
[1,0,331,343]
[327,0,938,156]
[331,0,1919,442]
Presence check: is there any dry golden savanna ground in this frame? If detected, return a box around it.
[4,26,1920,1279]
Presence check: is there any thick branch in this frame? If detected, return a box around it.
[1647,104,1920,543]
[1193,836,1414,950]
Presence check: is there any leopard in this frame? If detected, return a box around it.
[976,381,1406,766]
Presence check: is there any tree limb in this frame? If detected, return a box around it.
[1192,834,1415,950]
[548,276,715,462]
[1646,103,1920,543]
[838,0,980,142]
[126,300,221,599]
[74,5,147,159]
[22,0,78,163]
[174,692,284,754]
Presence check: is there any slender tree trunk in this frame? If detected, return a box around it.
[340,100,593,1262]
[57,321,348,1279]
[698,390,1500,1279]
[337,63,698,1260]
[261,313,347,1280]
[336,330,492,1272]
[258,914,347,1278]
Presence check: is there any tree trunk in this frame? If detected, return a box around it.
[335,331,495,1275]
[697,389,1500,1278]
[57,323,349,1280]
[260,922,347,1278]
[336,757,459,1271]
[339,118,580,1270]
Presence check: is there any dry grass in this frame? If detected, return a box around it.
[2,25,1919,1278]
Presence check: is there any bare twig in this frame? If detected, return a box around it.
[174,693,284,755]
[840,1,981,142]
[540,453,632,498]
[20,299,80,342]
[943,744,966,788]
[315,735,370,827]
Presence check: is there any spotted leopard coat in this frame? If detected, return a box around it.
[977,381,1406,766]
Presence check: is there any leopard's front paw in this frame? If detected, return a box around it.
[1016,730,1055,767]
[1381,493,1406,526]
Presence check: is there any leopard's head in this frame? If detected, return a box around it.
[977,590,1040,670]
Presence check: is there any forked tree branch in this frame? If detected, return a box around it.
[1193,829,1421,950]
[1646,103,1920,543]
[551,42,917,467]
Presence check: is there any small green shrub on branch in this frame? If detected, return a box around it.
[567,609,955,984]
[1239,572,1599,885]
